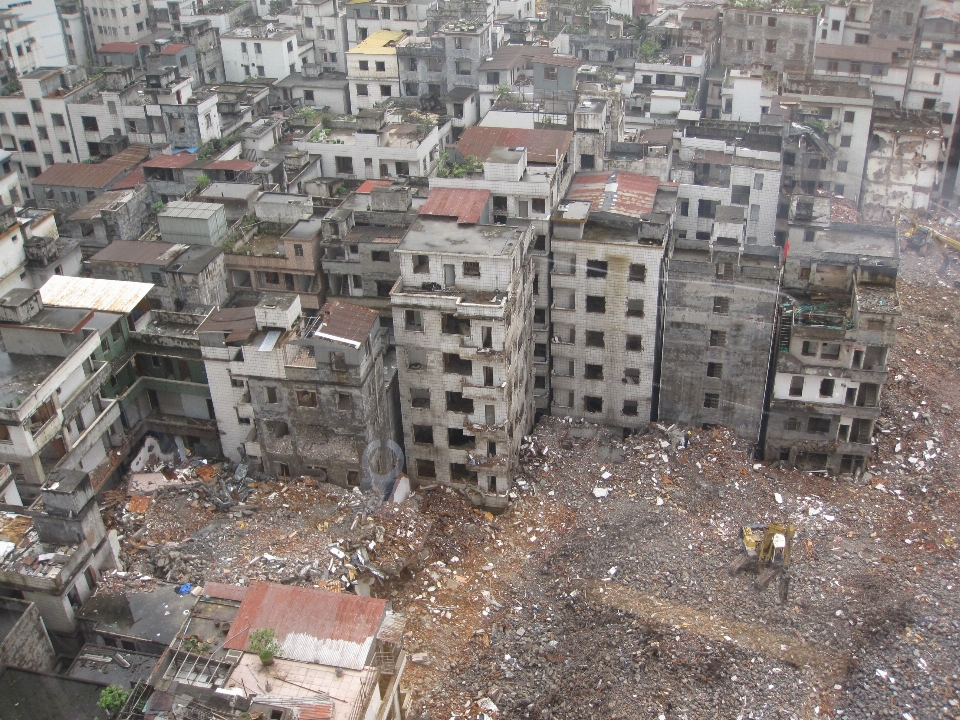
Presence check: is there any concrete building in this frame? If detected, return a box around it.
[549,171,677,429]
[61,186,152,254]
[136,582,408,720]
[222,214,325,311]
[0,14,45,88]
[391,214,534,507]
[30,149,147,214]
[346,29,405,112]
[0,284,139,491]
[84,0,152,48]
[764,223,900,474]
[719,6,818,74]
[780,76,874,202]
[0,0,67,66]
[671,122,783,248]
[199,295,400,486]
[657,236,783,443]
[861,104,943,223]
[0,595,58,672]
[0,467,121,635]
[221,25,311,83]
[88,240,228,311]
[293,104,452,180]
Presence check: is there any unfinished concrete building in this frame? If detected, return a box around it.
[392,216,534,507]
[657,237,783,443]
[764,223,899,474]
[200,295,400,486]
[549,172,677,430]
[861,104,943,223]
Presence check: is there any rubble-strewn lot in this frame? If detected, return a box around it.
[104,243,960,719]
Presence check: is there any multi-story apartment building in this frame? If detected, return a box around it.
[0,0,68,65]
[221,25,312,83]
[199,294,400,484]
[719,6,818,74]
[346,29,404,111]
[764,223,899,474]
[85,0,151,47]
[391,214,534,507]
[292,104,452,179]
[549,171,677,429]
[780,76,873,202]
[657,236,783,442]
[671,122,783,248]
[344,0,434,46]
[0,13,45,87]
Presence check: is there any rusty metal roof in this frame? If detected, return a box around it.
[418,187,489,224]
[201,582,248,602]
[33,163,130,190]
[565,171,662,219]
[356,179,392,194]
[456,126,572,164]
[224,582,387,670]
[312,300,380,348]
[109,168,145,190]
[204,159,258,172]
[142,152,197,169]
[98,41,147,53]
[39,276,153,314]
[160,43,191,55]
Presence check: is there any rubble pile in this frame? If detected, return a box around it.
[108,475,472,595]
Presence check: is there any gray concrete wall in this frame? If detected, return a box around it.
[0,599,57,672]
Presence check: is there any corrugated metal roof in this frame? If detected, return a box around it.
[160,43,191,55]
[224,582,387,670]
[565,171,662,219]
[418,187,489,224]
[110,168,145,190]
[142,152,198,169]
[40,276,153,314]
[457,126,573,164]
[313,300,379,347]
[356,179,392,194]
[98,42,147,53]
[201,582,248,602]
[33,163,130,190]
[90,240,176,265]
[479,44,555,71]
[204,159,258,172]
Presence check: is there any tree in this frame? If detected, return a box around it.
[248,627,281,664]
[98,685,129,716]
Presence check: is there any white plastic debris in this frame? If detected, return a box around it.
[774,493,783,504]
[593,487,611,498]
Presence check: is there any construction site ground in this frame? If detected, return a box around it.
[104,243,960,720]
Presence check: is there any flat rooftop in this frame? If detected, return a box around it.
[817,223,899,259]
[0,352,69,407]
[75,583,198,645]
[0,667,104,720]
[199,182,260,201]
[67,644,159,687]
[40,276,153,314]
[398,218,528,256]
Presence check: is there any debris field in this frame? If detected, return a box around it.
[102,248,960,719]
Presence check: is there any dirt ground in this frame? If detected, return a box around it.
[105,237,960,720]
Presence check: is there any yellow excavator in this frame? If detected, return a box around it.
[729,522,795,605]
[896,206,960,273]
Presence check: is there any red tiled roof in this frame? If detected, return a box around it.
[357,179,392,193]
[419,187,490,224]
[142,152,197,169]
[456,126,573,164]
[98,42,147,53]
[160,43,191,55]
[313,301,380,346]
[565,171,664,219]
[201,582,248,602]
[224,582,387,670]
[110,168,145,189]
[204,159,257,172]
